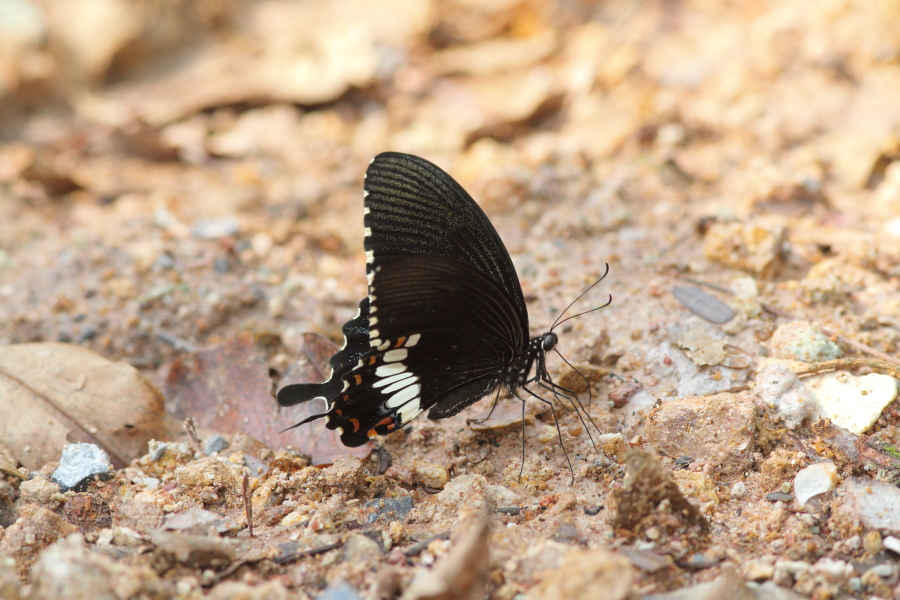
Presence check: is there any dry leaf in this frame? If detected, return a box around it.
[0,343,167,470]
[161,332,371,465]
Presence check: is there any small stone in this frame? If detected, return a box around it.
[793,461,839,506]
[342,533,383,563]
[17,477,61,507]
[50,443,113,492]
[365,497,414,524]
[525,549,632,600]
[743,559,775,581]
[30,533,172,600]
[204,434,229,455]
[191,216,239,240]
[883,535,900,554]
[863,530,883,555]
[702,221,785,278]
[805,372,898,434]
[832,478,900,536]
[729,481,747,500]
[644,393,756,475]
[315,582,364,600]
[766,321,843,363]
[755,364,815,429]
[410,460,450,489]
[0,505,79,577]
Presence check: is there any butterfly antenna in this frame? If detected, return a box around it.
[550,263,611,332]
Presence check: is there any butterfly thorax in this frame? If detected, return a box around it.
[505,331,557,391]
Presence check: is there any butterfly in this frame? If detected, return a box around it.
[277,152,608,475]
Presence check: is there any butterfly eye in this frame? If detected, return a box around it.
[541,333,558,352]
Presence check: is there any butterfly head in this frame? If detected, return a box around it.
[540,332,558,352]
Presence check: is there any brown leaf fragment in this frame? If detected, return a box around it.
[161,333,371,465]
[0,343,167,470]
[611,449,708,533]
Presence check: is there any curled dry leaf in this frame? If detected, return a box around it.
[161,332,371,466]
[0,343,167,470]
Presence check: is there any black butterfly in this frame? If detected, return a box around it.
[277,152,607,474]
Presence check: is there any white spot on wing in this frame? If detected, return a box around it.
[336,426,344,435]
[369,316,378,326]
[363,189,369,197]
[364,227,372,237]
[387,384,421,408]
[383,376,418,395]
[373,372,414,389]
[370,329,380,339]
[370,338,382,347]
[367,271,375,285]
[384,349,408,362]
[363,206,370,214]
[398,402,423,423]
[375,363,406,377]
[366,250,374,264]
[341,380,349,392]
[405,333,421,347]
[377,340,390,351]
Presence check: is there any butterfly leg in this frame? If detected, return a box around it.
[469,386,503,425]
[518,387,576,486]
[536,378,602,456]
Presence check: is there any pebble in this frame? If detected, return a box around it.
[754,364,815,429]
[204,434,229,455]
[315,582,363,600]
[410,460,449,489]
[50,443,113,492]
[883,535,900,555]
[525,549,632,600]
[805,371,898,434]
[766,321,843,362]
[833,477,900,536]
[702,221,785,278]
[191,216,239,240]
[644,393,756,475]
[792,461,839,506]
[729,481,747,500]
[365,497,414,524]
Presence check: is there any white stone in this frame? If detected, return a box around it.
[793,461,839,506]
[755,364,814,429]
[729,481,747,500]
[805,372,898,434]
[883,535,900,555]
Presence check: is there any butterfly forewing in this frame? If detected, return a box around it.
[363,153,528,331]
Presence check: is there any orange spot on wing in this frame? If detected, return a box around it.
[353,374,362,385]
[349,418,360,432]
[395,337,406,348]
[367,429,377,438]
[368,356,376,365]
[376,417,394,427]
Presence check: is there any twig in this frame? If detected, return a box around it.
[243,472,253,538]
[157,329,198,353]
[183,417,204,456]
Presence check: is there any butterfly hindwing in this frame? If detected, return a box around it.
[276,298,370,409]
[322,255,523,445]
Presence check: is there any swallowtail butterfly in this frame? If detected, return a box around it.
[277,153,607,473]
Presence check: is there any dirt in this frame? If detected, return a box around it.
[1,0,900,598]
